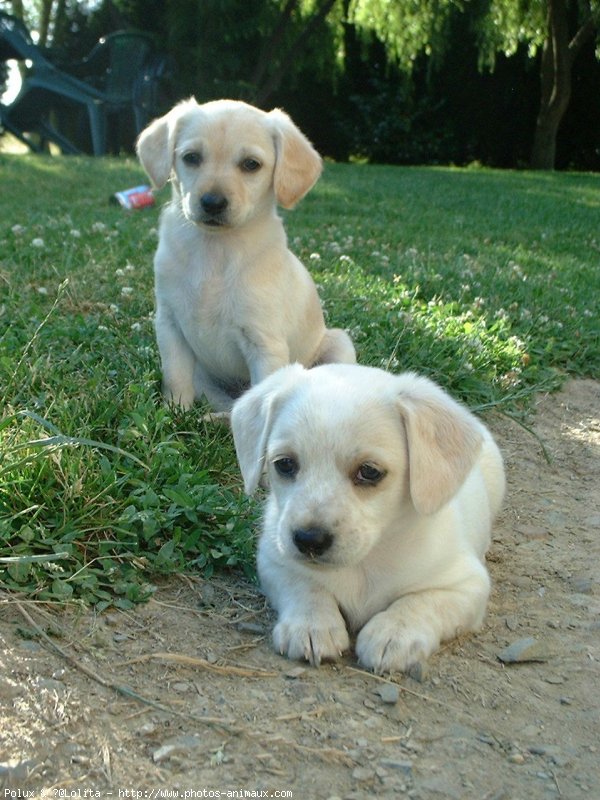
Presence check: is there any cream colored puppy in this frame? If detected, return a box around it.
[231,363,505,674]
[136,98,355,411]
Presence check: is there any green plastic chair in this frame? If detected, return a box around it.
[0,11,108,154]
[1,16,166,155]
[73,30,160,141]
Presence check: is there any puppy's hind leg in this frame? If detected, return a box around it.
[193,363,238,415]
[314,328,356,366]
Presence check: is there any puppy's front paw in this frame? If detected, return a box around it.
[356,614,437,675]
[201,410,231,425]
[273,615,350,667]
[163,386,195,411]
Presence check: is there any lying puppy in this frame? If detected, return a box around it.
[231,363,505,674]
[136,98,355,411]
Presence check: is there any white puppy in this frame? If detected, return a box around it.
[231,363,505,674]
[136,98,355,411]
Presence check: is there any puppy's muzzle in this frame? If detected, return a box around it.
[292,526,334,559]
[200,192,228,226]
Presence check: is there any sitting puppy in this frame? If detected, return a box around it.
[231,363,505,674]
[136,98,355,411]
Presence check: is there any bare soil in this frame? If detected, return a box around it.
[1,379,599,800]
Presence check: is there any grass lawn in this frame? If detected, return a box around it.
[1,154,599,606]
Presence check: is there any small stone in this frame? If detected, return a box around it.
[137,722,157,736]
[559,696,573,705]
[379,758,413,775]
[527,745,548,756]
[236,622,266,634]
[407,660,429,682]
[285,666,306,679]
[152,735,201,763]
[570,576,593,594]
[198,584,216,606]
[497,637,552,663]
[508,753,525,764]
[171,681,191,693]
[376,684,400,704]
[352,766,375,781]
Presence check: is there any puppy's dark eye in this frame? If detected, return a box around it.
[273,456,299,479]
[354,463,385,486]
[182,151,202,167]
[240,157,261,173]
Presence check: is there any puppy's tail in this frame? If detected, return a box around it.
[479,430,506,519]
[313,328,356,366]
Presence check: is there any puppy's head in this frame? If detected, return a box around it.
[231,364,483,568]
[136,98,322,229]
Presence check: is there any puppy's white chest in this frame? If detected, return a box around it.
[325,562,403,630]
[156,239,248,377]
[190,285,244,368]
[181,268,234,325]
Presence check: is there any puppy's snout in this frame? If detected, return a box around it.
[200,192,228,216]
[292,526,334,558]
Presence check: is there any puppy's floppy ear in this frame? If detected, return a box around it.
[231,364,306,494]
[395,374,483,516]
[136,99,196,188]
[268,109,322,209]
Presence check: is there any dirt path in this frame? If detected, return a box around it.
[1,379,599,799]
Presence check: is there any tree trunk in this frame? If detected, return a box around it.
[255,0,338,106]
[38,0,54,47]
[51,0,69,49]
[530,0,597,170]
[251,0,299,93]
[10,0,25,22]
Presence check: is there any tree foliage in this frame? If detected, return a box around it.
[472,0,548,63]
[350,0,599,168]
[4,0,599,168]
[350,0,463,67]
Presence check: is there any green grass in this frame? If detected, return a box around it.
[1,154,599,606]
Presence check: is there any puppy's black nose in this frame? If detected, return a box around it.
[293,527,334,558]
[200,192,228,216]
